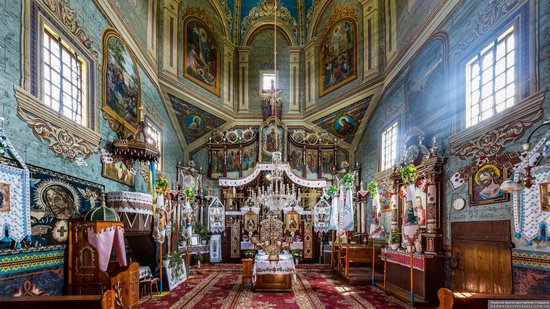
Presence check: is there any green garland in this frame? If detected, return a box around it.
[400,164,417,185]
[326,185,338,198]
[184,187,195,199]
[368,180,378,197]
[342,173,355,189]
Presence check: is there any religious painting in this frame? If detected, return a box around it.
[414,187,427,227]
[184,114,207,137]
[313,97,371,144]
[285,210,300,234]
[406,37,447,133]
[225,149,241,178]
[319,17,357,96]
[320,150,336,175]
[333,114,357,137]
[244,211,257,235]
[169,95,226,144]
[102,29,141,132]
[539,183,550,212]
[183,16,220,96]
[242,143,257,176]
[306,149,319,177]
[29,165,103,247]
[102,160,135,186]
[209,149,224,178]
[0,183,10,212]
[469,164,509,205]
[289,145,304,175]
[258,118,287,162]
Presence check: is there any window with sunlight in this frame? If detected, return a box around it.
[381,122,398,171]
[145,122,162,171]
[466,26,515,127]
[42,27,87,126]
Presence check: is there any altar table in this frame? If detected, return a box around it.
[253,253,296,292]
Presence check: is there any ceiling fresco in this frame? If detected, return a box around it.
[312,96,372,144]
[169,94,227,144]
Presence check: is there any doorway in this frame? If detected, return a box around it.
[451,220,513,294]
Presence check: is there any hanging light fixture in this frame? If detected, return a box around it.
[500,120,550,192]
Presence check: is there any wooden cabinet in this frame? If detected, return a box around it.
[382,249,445,303]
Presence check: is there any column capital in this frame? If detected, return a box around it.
[304,37,318,52]
[163,0,180,13]
[223,37,235,56]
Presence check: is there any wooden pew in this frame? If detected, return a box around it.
[438,288,550,309]
[0,290,115,309]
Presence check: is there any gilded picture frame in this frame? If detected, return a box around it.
[318,12,358,97]
[285,210,300,234]
[182,9,221,97]
[0,182,10,212]
[101,28,142,133]
[539,182,550,212]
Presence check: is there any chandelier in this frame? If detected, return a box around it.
[253,152,301,211]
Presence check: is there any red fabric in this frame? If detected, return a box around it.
[140,271,412,309]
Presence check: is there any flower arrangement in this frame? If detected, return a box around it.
[156,176,170,195]
[342,173,355,189]
[184,187,195,200]
[400,164,417,185]
[290,249,303,261]
[390,231,400,244]
[326,185,338,198]
[368,180,378,197]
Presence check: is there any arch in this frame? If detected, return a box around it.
[207,0,230,37]
[307,0,334,41]
[242,19,298,47]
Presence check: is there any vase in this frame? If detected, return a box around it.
[415,242,422,253]
[390,244,399,250]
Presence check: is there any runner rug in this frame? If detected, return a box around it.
[140,272,414,309]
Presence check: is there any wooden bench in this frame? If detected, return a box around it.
[438,288,550,309]
[0,290,114,309]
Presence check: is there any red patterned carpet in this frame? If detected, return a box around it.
[140,271,416,309]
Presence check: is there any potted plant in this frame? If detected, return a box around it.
[243,249,255,259]
[290,249,303,265]
[194,223,210,245]
[389,232,400,250]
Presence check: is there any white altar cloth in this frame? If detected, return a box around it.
[253,253,296,283]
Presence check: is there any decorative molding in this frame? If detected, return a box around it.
[241,0,298,40]
[182,6,218,36]
[143,103,163,128]
[319,7,357,40]
[450,91,545,159]
[15,86,101,154]
[18,108,98,162]
[452,0,522,59]
[41,0,93,50]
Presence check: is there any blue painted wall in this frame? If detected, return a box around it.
[356,0,550,291]
[0,0,183,295]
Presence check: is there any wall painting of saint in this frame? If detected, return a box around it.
[319,18,357,96]
[469,164,509,205]
[183,17,220,96]
[102,28,141,132]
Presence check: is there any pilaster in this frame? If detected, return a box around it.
[360,0,380,80]
[238,47,250,113]
[288,47,301,113]
[162,0,180,75]
[223,37,235,109]
[304,38,317,109]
